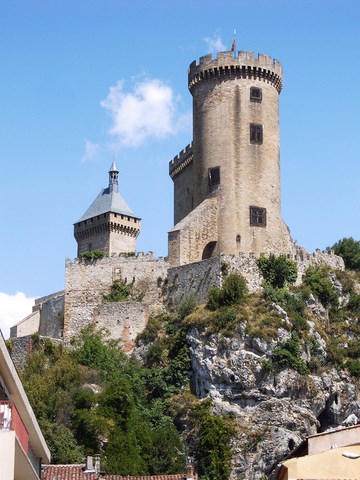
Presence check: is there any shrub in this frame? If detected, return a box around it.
[207,274,247,310]
[177,295,197,320]
[80,250,108,260]
[332,237,360,271]
[257,254,297,288]
[272,331,308,374]
[103,281,131,302]
[346,294,360,315]
[303,266,339,307]
[347,359,360,377]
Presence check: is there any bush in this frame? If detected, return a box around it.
[207,274,247,310]
[80,250,108,260]
[347,294,360,315]
[303,266,339,307]
[257,254,297,288]
[177,295,197,320]
[272,331,308,374]
[103,281,131,302]
[332,237,360,271]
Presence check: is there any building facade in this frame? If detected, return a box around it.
[0,332,50,479]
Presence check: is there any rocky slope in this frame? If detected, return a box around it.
[184,274,360,479]
[188,327,358,479]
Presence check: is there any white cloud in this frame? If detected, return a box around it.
[0,292,34,340]
[81,139,100,163]
[101,78,189,147]
[204,34,226,53]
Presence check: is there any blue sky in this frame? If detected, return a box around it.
[1,0,359,336]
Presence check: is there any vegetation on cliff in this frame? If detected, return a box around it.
[18,245,360,479]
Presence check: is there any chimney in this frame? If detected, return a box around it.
[94,455,101,474]
[84,456,95,472]
[186,461,194,480]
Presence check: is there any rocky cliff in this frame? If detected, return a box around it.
[174,266,360,479]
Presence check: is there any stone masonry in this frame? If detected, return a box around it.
[169,50,295,266]
[64,253,168,342]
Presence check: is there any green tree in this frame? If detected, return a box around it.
[331,237,360,271]
[257,254,297,288]
[191,400,234,480]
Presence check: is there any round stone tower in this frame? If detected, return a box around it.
[168,50,294,265]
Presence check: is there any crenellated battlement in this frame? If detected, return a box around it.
[169,142,193,179]
[188,50,283,93]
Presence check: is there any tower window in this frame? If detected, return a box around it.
[250,87,262,102]
[250,124,263,144]
[208,166,220,188]
[250,206,267,227]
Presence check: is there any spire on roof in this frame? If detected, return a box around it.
[109,159,119,193]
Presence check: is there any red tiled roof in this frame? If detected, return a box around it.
[42,465,197,480]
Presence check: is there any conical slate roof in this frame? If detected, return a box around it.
[76,163,139,223]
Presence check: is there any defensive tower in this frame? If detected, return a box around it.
[168,50,294,266]
[74,161,141,256]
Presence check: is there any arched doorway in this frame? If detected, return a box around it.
[202,241,217,260]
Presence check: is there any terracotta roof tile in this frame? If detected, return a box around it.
[42,465,198,480]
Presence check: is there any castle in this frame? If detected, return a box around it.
[9,49,343,365]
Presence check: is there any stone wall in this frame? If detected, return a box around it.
[10,335,63,370]
[168,197,218,266]
[38,292,64,338]
[93,302,148,354]
[64,253,169,341]
[10,311,40,338]
[167,250,344,305]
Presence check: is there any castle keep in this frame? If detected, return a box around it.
[168,51,294,266]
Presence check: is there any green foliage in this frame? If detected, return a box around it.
[80,250,108,260]
[119,251,136,257]
[257,254,297,288]
[21,329,187,474]
[103,280,131,302]
[347,359,360,377]
[177,295,197,320]
[190,400,234,480]
[207,273,247,310]
[39,419,83,463]
[303,266,339,307]
[262,284,309,336]
[272,331,308,374]
[332,237,360,271]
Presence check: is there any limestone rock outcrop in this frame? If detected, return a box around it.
[187,325,359,479]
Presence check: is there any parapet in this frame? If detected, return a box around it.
[188,50,283,93]
[169,143,193,180]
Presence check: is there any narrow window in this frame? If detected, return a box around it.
[250,124,263,144]
[250,87,262,102]
[208,166,220,188]
[250,206,267,227]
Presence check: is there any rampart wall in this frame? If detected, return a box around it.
[167,249,344,305]
[64,253,168,341]
[93,302,148,354]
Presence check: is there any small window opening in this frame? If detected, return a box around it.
[250,87,262,102]
[250,124,263,144]
[250,206,267,227]
[208,166,220,188]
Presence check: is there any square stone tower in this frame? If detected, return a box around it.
[74,162,141,256]
[168,50,294,266]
